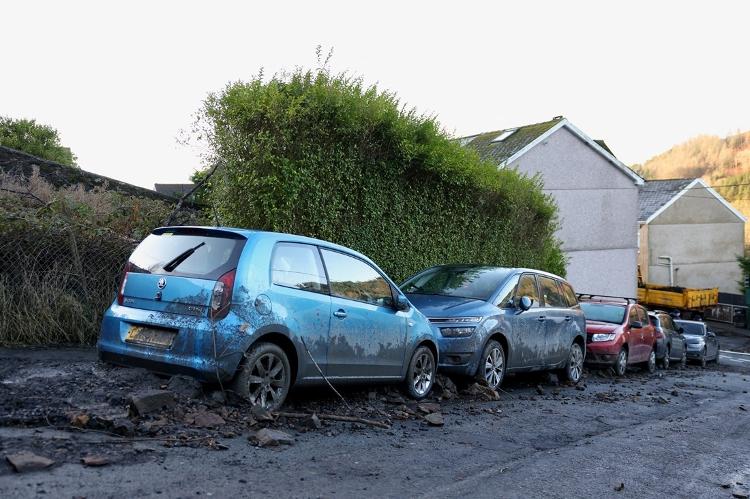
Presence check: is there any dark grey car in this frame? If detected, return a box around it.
[675,319,720,367]
[402,265,587,390]
[648,311,687,369]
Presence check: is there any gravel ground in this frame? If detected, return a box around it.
[0,345,749,498]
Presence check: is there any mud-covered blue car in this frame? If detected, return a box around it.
[98,227,438,409]
[402,265,586,390]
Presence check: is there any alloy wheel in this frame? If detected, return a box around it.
[615,349,628,376]
[412,351,434,397]
[484,346,505,389]
[246,352,287,409]
[647,349,656,373]
[568,344,583,383]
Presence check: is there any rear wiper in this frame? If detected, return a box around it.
[162,242,205,272]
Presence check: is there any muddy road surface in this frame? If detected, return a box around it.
[1,346,749,498]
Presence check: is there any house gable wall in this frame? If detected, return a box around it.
[509,126,639,297]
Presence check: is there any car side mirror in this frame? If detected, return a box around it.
[394,294,410,312]
[518,296,533,311]
[678,327,684,334]
[630,321,643,329]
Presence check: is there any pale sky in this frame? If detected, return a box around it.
[2,0,749,189]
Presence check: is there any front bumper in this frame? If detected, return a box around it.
[97,303,247,382]
[585,338,622,366]
[435,329,482,376]
[685,344,705,359]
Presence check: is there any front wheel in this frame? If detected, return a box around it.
[614,348,628,377]
[643,348,656,374]
[405,346,435,399]
[660,348,670,369]
[560,342,584,384]
[231,342,291,411]
[699,349,707,368]
[475,340,505,390]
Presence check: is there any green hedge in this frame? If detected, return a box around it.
[197,69,565,281]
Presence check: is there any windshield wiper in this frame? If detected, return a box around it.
[162,242,205,272]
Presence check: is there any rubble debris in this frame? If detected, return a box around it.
[69,413,90,428]
[417,402,441,414]
[465,383,501,401]
[249,428,295,447]
[129,390,176,416]
[186,411,226,428]
[424,412,445,426]
[614,482,625,492]
[111,418,136,437]
[305,414,322,430]
[434,375,458,400]
[733,488,750,499]
[81,455,109,467]
[251,405,275,422]
[5,452,55,473]
[535,385,545,395]
[167,375,203,399]
[275,412,390,429]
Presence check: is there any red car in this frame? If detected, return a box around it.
[579,297,657,376]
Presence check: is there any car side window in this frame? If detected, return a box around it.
[637,307,648,324]
[664,316,677,332]
[271,242,328,294]
[559,282,578,308]
[538,276,567,308]
[494,275,520,307]
[320,249,393,307]
[514,274,540,308]
[628,307,639,325]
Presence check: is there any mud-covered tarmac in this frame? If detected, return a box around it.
[1,346,749,498]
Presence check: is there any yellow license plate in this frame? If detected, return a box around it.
[125,326,176,349]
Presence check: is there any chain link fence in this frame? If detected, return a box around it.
[0,168,205,345]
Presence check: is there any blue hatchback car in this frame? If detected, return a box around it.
[98,227,438,409]
[401,265,586,390]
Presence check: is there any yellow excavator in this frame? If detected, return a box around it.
[637,266,718,320]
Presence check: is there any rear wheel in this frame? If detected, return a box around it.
[559,342,584,384]
[475,340,505,390]
[405,346,435,399]
[231,342,291,411]
[614,348,628,377]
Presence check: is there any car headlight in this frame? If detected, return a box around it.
[591,333,616,342]
[440,327,476,338]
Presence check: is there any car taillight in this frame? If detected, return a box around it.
[210,269,236,321]
[117,262,134,306]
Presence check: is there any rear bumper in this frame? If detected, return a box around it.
[97,303,247,382]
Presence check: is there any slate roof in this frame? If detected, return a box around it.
[0,145,173,201]
[458,117,563,164]
[638,178,695,221]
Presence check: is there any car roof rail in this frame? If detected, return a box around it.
[577,293,637,304]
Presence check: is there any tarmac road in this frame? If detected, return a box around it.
[1,346,749,498]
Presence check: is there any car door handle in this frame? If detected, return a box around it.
[333,309,347,319]
[537,316,546,322]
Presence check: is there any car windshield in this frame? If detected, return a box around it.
[676,321,705,336]
[128,229,246,280]
[580,303,626,324]
[401,266,513,301]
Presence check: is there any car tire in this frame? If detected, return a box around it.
[679,349,687,369]
[475,340,505,390]
[614,348,628,377]
[660,348,670,370]
[559,342,584,384]
[231,342,291,411]
[699,349,707,368]
[643,348,656,374]
[405,345,435,400]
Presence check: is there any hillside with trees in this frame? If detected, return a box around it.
[633,130,750,245]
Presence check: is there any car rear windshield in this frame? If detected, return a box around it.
[580,303,626,324]
[401,266,513,301]
[128,228,246,280]
[676,321,705,336]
